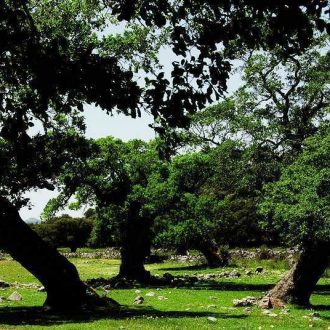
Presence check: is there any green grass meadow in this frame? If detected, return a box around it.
[0,257,329,329]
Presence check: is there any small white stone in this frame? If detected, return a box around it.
[8,292,22,301]
[207,316,217,323]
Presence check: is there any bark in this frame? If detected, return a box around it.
[118,202,151,282]
[0,197,108,311]
[267,241,330,306]
[198,240,225,268]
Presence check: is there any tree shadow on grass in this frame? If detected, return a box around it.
[314,284,330,295]
[0,306,247,326]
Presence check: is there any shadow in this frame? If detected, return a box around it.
[88,275,275,292]
[311,305,330,311]
[0,306,247,326]
[314,284,330,295]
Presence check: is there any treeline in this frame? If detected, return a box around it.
[32,139,279,252]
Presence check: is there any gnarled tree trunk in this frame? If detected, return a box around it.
[267,241,330,306]
[0,197,108,311]
[118,202,151,282]
[198,240,225,268]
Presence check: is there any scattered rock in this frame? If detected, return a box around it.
[229,270,241,277]
[207,316,217,323]
[255,267,264,273]
[233,296,257,307]
[8,291,22,301]
[133,296,144,305]
[146,292,155,297]
[38,286,46,292]
[258,297,272,309]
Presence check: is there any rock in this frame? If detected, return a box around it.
[258,297,285,309]
[158,296,168,300]
[310,312,320,317]
[245,270,253,276]
[38,286,46,292]
[207,304,217,309]
[133,296,144,305]
[0,280,10,288]
[8,291,22,301]
[258,297,272,309]
[207,316,217,323]
[233,296,257,307]
[229,270,241,277]
[255,267,264,273]
[146,291,155,297]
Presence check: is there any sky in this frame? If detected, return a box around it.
[19,47,243,221]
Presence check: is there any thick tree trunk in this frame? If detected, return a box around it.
[118,202,151,282]
[0,198,108,311]
[198,240,224,268]
[267,241,330,306]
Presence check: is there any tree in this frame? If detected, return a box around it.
[0,0,140,310]
[259,126,330,305]
[185,38,330,153]
[32,215,93,252]
[182,40,330,305]
[45,137,168,282]
[152,151,226,267]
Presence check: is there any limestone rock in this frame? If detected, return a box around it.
[133,296,144,304]
[8,291,22,301]
[207,316,217,323]
[233,296,257,307]
[258,297,285,309]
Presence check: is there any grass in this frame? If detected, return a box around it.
[0,256,329,329]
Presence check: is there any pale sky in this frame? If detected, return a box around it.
[20,48,243,221]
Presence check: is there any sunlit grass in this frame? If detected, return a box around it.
[0,255,329,329]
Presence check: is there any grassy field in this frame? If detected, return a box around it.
[0,256,329,330]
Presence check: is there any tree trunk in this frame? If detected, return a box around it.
[119,202,151,282]
[267,241,330,306]
[0,197,108,311]
[198,240,224,268]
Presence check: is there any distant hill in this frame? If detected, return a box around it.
[25,217,41,224]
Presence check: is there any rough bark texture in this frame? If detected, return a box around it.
[0,198,108,311]
[267,241,330,306]
[198,240,225,268]
[118,202,151,282]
